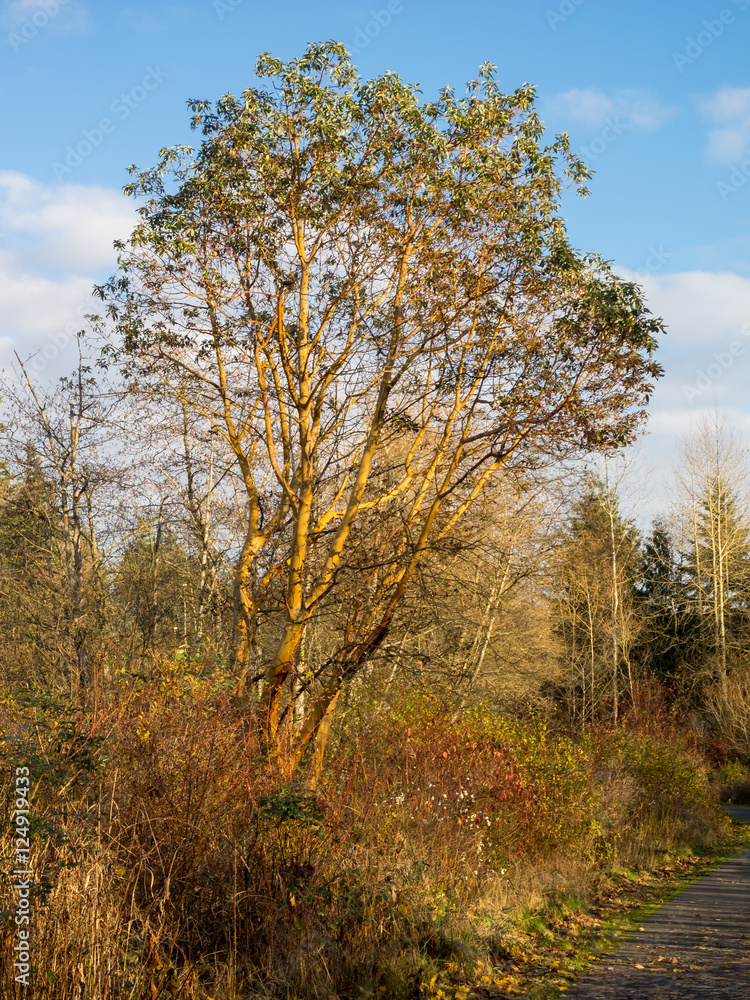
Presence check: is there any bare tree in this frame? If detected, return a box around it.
[553,471,642,723]
[671,411,750,693]
[0,345,126,688]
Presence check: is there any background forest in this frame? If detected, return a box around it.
[2,44,749,1000]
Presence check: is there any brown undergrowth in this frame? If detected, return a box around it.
[0,670,730,999]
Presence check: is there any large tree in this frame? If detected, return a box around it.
[99,42,663,762]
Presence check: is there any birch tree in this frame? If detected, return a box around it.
[673,413,750,692]
[554,475,641,722]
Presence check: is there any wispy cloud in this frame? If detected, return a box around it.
[116,7,161,33]
[1,0,92,36]
[114,5,195,33]
[545,87,675,131]
[700,85,750,164]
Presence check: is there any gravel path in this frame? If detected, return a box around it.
[567,812,750,999]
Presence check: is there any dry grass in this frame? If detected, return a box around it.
[0,674,727,999]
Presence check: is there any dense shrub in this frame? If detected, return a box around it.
[716,761,750,804]
[0,682,724,998]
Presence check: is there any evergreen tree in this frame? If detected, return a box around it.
[0,446,68,682]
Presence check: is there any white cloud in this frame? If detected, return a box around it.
[620,92,675,131]
[1,0,92,38]
[617,270,750,495]
[0,264,95,363]
[605,269,750,522]
[545,88,674,132]
[626,270,750,413]
[700,86,750,165]
[0,172,135,378]
[626,269,750,348]
[0,171,135,273]
[547,88,614,127]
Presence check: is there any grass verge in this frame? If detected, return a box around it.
[481,820,750,1000]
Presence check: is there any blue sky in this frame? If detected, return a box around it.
[2,0,750,510]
